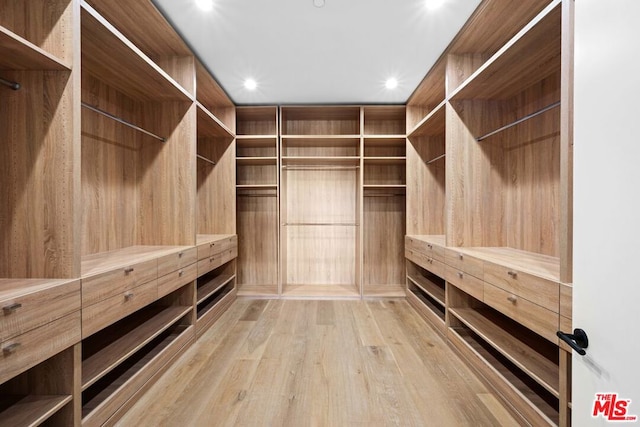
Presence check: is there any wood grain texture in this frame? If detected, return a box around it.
[1,70,78,278]
[281,106,361,135]
[0,0,74,65]
[236,106,278,136]
[0,26,70,70]
[406,58,446,131]
[406,134,445,235]
[197,137,236,235]
[196,60,235,133]
[117,299,513,426]
[362,106,405,135]
[156,55,195,98]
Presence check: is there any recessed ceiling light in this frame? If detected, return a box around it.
[244,78,257,91]
[385,78,398,90]
[195,0,213,12]
[425,0,446,11]
[313,0,325,7]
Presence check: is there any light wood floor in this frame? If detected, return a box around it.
[117,298,520,426]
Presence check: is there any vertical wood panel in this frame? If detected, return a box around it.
[197,136,235,235]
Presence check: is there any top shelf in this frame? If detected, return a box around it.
[408,101,446,138]
[236,106,278,136]
[0,26,71,71]
[450,1,561,101]
[281,106,361,136]
[80,3,192,102]
[196,103,234,139]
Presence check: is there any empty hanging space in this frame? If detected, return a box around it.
[280,106,361,298]
[362,106,406,297]
[236,107,279,296]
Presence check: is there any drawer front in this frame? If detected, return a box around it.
[445,249,483,278]
[406,249,432,271]
[483,282,559,343]
[1,280,80,341]
[483,261,560,313]
[560,283,572,319]
[405,237,445,263]
[198,248,237,277]
[197,236,238,260]
[82,280,158,338]
[82,259,157,307]
[1,311,81,384]
[158,262,197,298]
[157,247,198,277]
[445,266,484,302]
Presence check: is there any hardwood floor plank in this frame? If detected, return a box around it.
[117,299,517,426]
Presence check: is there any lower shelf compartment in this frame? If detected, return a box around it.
[82,323,192,426]
[449,325,559,426]
[196,283,236,336]
[406,284,446,335]
[0,394,72,427]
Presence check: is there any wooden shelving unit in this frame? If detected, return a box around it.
[404,0,572,425]
[236,106,279,297]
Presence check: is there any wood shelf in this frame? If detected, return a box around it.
[281,156,360,167]
[408,101,446,138]
[362,135,406,140]
[236,184,278,190]
[236,106,278,136]
[450,307,560,397]
[196,61,235,132]
[82,324,192,424]
[408,234,446,248]
[407,274,445,306]
[236,135,279,143]
[408,285,446,321]
[196,282,234,318]
[197,273,236,305]
[0,26,71,70]
[236,284,279,297]
[196,234,236,247]
[362,184,406,190]
[282,135,361,140]
[0,394,72,427]
[450,326,559,426]
[82,305,191,391]
[363,157,406,164]
[362,284,406,298]
[236,157,278,165]
[281,284,360,299]
[450,1,561,101]
[406,59,446,131]
[197,103,234,138]
[80,2,192,102]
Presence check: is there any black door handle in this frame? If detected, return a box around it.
[557,328,589,356]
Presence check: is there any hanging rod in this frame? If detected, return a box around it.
[426,153,446,164]
[282,222,359,226]
[282,166,359,170]
[197,154,216,165]
[476,101,561,142]
[0,77,20,90]
[81,102,166,142]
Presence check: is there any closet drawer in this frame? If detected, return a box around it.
[483,282,558,343]
[157,247,198,277]
[1,280,80,341]
[197,248,238,276]
[445,266,484,302]
[82,259,157,307]
[158,262,197,298]
[405,237,444,263]
[445,249,483,279]
[406,249,440,274]
[0,311,81,384]
[197,236,237,260]
[82,280,158,338]
[483,262,560,313]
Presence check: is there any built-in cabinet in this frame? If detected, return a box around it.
[236,106,406,298]
[405,0,573,426]
[1,0,236,424]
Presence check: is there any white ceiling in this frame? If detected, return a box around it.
[151,0,482,105]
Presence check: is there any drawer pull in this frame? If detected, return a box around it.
[124,267,134,274]
[124,292,134,300]
[457,272,463,279]
[428,258,433,264]
[2,342,20,355]
[2,302,22,314]
[427,244,433,249]
[507,295,518,303]
[507,270,518,278]
[458,254,463,260]
[210,242,215,248]
[179,269,184,277]
[178,252,184,258]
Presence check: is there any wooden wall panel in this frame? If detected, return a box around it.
[237,194,278,287]
[197,137,236,235]
[137,101,196,247]
[363,196,405,287]
[406,135,445,236]
[155,56,196,97]
[81,76,140,256]
[1,70,78,277]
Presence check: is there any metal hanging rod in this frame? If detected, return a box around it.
[426,153,446,164]
[81,102,166,142]
[197,154,216,166]
[282,222,359,226]
[476,101,561,142]
[0,77,20,90]
[282,166,359,170]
